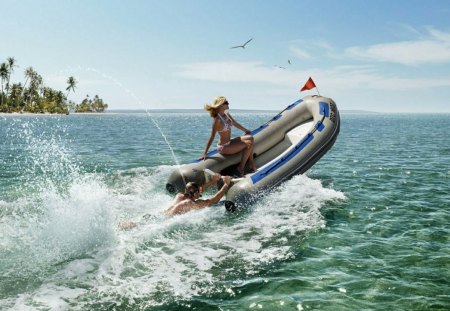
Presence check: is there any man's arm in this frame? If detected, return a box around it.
[200,173,221,192]
[165,193,188,215]
[193,176,232,209]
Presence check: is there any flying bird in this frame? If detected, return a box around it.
[288,60,291,65]
[230,38,253,49]
[274,65,286,69]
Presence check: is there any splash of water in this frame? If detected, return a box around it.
[64,66,184,181]
[0,119,116,305]
[75,174,345,307]
[1,118,347,310]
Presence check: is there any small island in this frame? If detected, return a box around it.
[0,57,108,114]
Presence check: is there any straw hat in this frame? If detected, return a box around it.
[206,96,227,109]
[204,96,228,117]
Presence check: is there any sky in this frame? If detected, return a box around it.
[1,0,450,112]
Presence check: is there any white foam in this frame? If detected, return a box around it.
[3,163,346,309]
[64,173,346,305]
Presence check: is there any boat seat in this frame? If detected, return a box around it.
[254,121,313,168]
[286,121,313,144]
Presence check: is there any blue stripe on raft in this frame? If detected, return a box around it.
[192,99,305,163]
[271,114,282,121]
[286,99,303,110]
[251,133,314,184]
[319,102,329,117]
[252,124,268,135]
[315,121,325,132]
[192,149,218,163]
[243,99,304,137]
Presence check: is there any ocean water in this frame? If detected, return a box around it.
[0,111,449,311]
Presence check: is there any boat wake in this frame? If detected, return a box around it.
[0,116,345,310]
[1,164,345,310]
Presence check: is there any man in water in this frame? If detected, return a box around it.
[165,173,232,215]
[119,173,232,229]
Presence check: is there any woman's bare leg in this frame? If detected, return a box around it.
[239,135,256,171]
[247,145,256,172]
[243,136,256,171]
[220,136,254,176]
[238,144,253,174]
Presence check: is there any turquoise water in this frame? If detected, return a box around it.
[0,111,449,310]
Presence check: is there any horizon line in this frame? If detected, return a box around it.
[107,108,447,114]
[109,108,380,113]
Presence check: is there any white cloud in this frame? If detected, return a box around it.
[289,40,334,60]
[395,23,422,37]
[176,61,303,85]
[289,46,311,59]
[345,28,450,65]
[320,65,450,91]
[176,61,450,92]
[429,27,450,42]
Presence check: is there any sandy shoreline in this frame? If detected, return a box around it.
[0,112,117,116]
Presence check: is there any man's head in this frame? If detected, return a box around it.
[184,182,201,199]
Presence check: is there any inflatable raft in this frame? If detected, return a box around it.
[166,95,340,211]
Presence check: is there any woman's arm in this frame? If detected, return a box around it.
[228,113,251,134]
[201,119,218,160]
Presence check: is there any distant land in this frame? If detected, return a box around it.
[109,109,379,114]
[340,110,379,114]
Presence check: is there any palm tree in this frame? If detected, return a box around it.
[6,57,16,97]
[66,76,77,98]
[0,62,9,106]
[22,67,36,107]
[9,83,24,111]
[23,66,35,90]
[26,69,42,110]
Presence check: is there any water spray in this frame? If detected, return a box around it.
[66,66,187,188]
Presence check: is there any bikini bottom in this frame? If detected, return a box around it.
[217,141,230,152]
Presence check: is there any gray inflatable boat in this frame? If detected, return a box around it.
[166,95,340,211]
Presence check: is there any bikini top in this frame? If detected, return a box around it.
[217,113,233,133]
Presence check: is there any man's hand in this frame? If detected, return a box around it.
[222,175,232,186]
[212,173,221,183]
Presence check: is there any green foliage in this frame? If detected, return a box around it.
[75,94,109,113]
[0,57,108,114]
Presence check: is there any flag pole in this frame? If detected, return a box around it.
[315,85,321,96]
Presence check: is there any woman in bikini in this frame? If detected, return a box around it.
[201,96,256,177]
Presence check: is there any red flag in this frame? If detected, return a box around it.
[300,77,316,92]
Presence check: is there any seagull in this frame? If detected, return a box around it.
[230,38,253,49]
[288,60,291,65]
[274,65,286,69]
